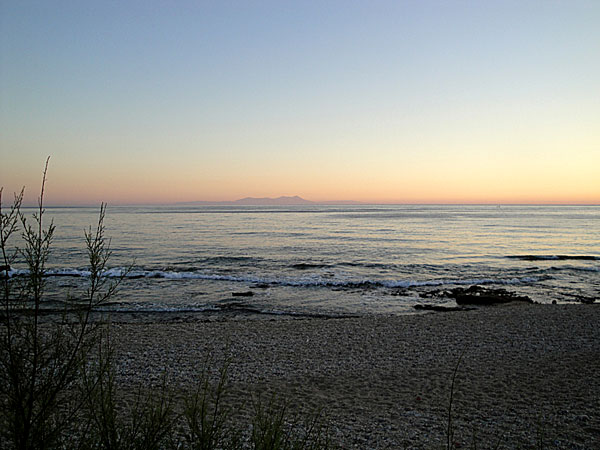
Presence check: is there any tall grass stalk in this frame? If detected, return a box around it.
[446,350,464,450]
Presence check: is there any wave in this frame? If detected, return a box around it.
[380,276,543,288]
[549,265,600,273]
[290,263,333,270]
[6,267,545,289]
[506,255,599,261]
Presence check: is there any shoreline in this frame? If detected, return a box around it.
[110,303,600,449]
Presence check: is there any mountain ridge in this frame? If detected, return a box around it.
[233,195,313,205]
[177,196,364,206]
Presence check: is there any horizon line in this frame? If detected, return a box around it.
[23,201,600,208]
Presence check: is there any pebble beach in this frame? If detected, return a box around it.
[110,303,600,449]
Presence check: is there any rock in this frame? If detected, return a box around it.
[576,296,596,304]
[232,291,254,297]
[449,285,533,305]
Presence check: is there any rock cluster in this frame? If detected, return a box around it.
[420,285,534,306]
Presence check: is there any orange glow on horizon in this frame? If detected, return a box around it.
[3,160,598,207]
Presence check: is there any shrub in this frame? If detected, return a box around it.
[0,160,127,449]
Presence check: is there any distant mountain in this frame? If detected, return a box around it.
[178,196,365,206]
[233,196,314,205]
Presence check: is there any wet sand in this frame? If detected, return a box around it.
[111,303,600,449]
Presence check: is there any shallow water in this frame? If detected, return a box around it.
[10,204,600,316]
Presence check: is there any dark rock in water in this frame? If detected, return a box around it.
[448,285,533,305]
[414,304,475,312]
[232,291,254,297]
[576,296,596,305]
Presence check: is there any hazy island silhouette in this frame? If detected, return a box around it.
[180,196,365,206]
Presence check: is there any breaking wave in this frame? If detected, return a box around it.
[6,267,546,289]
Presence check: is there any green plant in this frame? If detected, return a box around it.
[0,159,86,448]
[251,395,332,450]
[81,330,176,450]
[0,160,125,449]
[182,359,242,450]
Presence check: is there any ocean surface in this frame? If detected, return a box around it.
[10,204,600,317]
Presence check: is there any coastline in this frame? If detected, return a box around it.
[110,303,600,449]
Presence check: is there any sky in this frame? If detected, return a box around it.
[1,1,599,205]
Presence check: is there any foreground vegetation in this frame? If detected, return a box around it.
[0,161,332,450]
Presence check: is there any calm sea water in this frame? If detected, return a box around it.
[13,205,600,316]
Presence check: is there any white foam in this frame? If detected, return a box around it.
[5,267,544,289]
[50,268,91,277]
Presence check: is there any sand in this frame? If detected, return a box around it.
[110,303,600,449]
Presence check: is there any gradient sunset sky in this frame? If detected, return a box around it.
[1,1,599,205]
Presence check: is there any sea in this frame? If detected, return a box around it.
[9,204,600,317]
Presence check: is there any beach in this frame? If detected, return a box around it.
[110,303,600,449]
